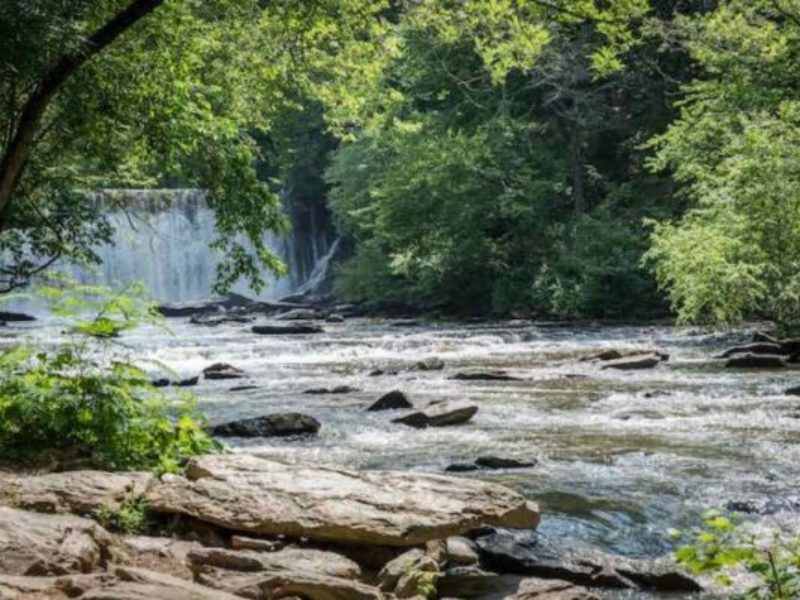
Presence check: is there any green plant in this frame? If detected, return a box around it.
[96,494,150,534]
[0,279,216,473]
[674,511,800,599]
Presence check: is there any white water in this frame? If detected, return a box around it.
[57,189,333,302]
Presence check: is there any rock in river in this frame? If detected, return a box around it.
[368,390,413,411]
[210,413,321,438]
[203,362,245,380]
[145,453,540,547]
[725,354,786,369]
[252,323,323,335]
[393,401,478,428]
[452,370,521,381]
[716,342,785,358]
[475,456,538,470]
[600,353,661,370]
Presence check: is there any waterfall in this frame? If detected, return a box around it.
[60,189,335,302]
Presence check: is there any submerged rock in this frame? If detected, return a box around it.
[600,353,661,370]
[725,354,786,369]
[252,323,323,335]
[229,384,259,392]
[445,463,480,473]
[210,413,321,438]
[0,310,36,322]
[726,490,800,515]
[305,385,360,395]
[580,349,623,362]
[0,506,112,575]
[275,308,320,321]
[203,363,245,380]
[326,313,345,323]
[452,370,521,381]
[393,401,478,428]
[369,368,400,377]
[415,356,445,371]
[368,390,413,411]
[145,453,540,547]
[475,456,538,470]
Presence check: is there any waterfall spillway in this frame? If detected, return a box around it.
[66,189,335,302]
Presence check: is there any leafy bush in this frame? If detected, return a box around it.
[0,281,216,473]
[674,511,800,599]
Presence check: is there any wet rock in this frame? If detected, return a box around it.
[146,453,540,547]
[393,401,478,428]
[6,471,153,515]
[753,331,780,344]
[415,357,445,371]
[0,310,36,322]
[210,413,321,438]
[368,390,413,411]
[369,368,399,377]
[725,354,786,369]
[203,363,245,380]
[251,323,324,335]
[305,385,360,395]
[785,385,800,396]
[188,547,383,600]
[152,376,198,388]
[600,354,661,370]
[326,314,345,323]
[229,385,259,392]
[151,378,171,388]
[276,308,319,321]
[473,530,700,592]
[716,342,785,358]
[505,577,601,600]
[452,370,521,381]
[446,536,479,567]
[580,349,623,362]
[0,507,112,575]
[726,490,800,515]
[475,456,538,470]
[445,463,480,473]
[157,294,254,318]
[189,313,254,326]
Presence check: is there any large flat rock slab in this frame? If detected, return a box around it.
[5,471,153,515]
[146,454,539,547]
[0,507,111,575]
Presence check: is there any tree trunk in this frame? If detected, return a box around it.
[569,130,585,216]
[0,0,165,228]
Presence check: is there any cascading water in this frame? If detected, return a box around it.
[62,189,336,302]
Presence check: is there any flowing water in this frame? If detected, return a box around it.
[59,317,800,560]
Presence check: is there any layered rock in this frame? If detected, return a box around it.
[0,507,111,575]
[505,577,601,600]
[146,454,539,547]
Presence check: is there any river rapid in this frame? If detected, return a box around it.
[5,316,800,596]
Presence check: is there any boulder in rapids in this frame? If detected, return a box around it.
[580,349,623,362]
[326,313,346,323]
[189,313,254,326]
[203,362,246,380]
[0,310,36,322]
[145,453,540,547]
[600,353,661,370]
[210,413,321,438]
[716,342,785,358]
[393,401,478,428]
[157,293,255,318]
[251,323,324,335]
[275,308,319,321]
[725,354,786,369]
[368,390,413,411]
[0,507,112,575]
[451,370,521,381]
[305,385,360,395]
[786,385,800,396]
[415,356,445,371]
[475,456,538,470]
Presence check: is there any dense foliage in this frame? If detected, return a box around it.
[0,282,215,472]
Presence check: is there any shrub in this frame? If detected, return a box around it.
[0,280,216,473]
[674,511,800,599]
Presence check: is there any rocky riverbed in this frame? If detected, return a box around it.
[2,312,800,598]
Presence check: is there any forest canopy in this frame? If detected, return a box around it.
[2,1,800,326]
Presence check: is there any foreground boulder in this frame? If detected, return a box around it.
[0,507,111,575]
[725,354,786,369]
[146,454,539,547]
[474,529,700,592]
[203,363,246,380]
[89,566,243,600]
[393,401,478,428]
[210,413,321,438]
[368,390,413,411]
[600,354,661,371]
[505,577,601,600]
[5,471,153,515]
[252,323,323,335]
[377,548,440,598]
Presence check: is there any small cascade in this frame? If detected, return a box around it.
[60,189,336,302]
[296,237,342,295]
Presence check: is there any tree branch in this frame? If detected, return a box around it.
[0,0,165,227]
